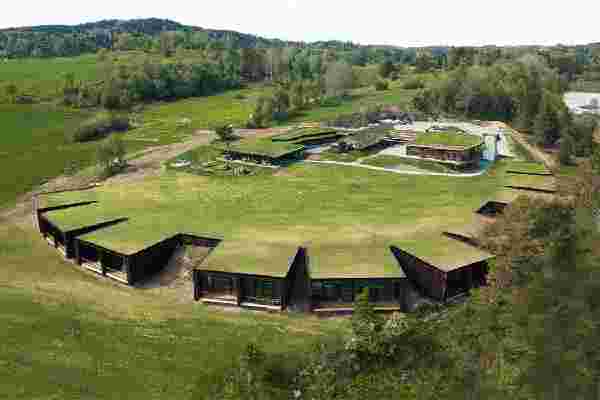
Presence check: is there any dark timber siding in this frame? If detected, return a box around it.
[129,235,181,284]
[286,248,311,312]
[476,201,508,217]
[391,246,446,300]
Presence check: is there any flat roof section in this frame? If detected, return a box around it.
[393,235,494,273]
[505,174,557,193]
[43,203,127,233]
[220,137,304,159]
[37,188,99,209]
[78,221,222,256]
[308,244,406,279]
[443,216,493,242]
[505,160,552,176]
[414,132,483,149]
[199,240,301,278]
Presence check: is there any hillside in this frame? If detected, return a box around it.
[0,18,381,59]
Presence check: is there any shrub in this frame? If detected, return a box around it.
[402,77,425,90]
[374,79,389,91]
[320,96,343,107]
[97,135,126,177]
[72,112,130,142]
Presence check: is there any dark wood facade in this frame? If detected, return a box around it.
[476,201,509,217]
[193,248,307,310]
[193,248,412,313]
[310,278,409,311]
[406,144,483,167]
[74,233,221,285]
[390,246,489,302]
[38,212,128,260]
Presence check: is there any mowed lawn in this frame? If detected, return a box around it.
[0,221,342,399]
[42,162,505,273]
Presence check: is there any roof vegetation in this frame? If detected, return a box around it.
[200,241,300,277]
[271,127,339,142]
[505,160,552,175]
[414,132,483,148]
[393,234,494,272]
[218,137,303,158]
[39,163,505,278]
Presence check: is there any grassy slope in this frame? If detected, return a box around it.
[0,223,340,399]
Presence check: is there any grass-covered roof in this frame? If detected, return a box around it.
[308,244,405,279]
[200,240,300,278]
[505,174,557,193]
[38,162,506,278]
[271,127,338,142]
[414,132,483,149]
[78,221,222,255]
[505,160,552,176]
[43,203,127,233]
[218,137,303,158]
[393,234,494,272]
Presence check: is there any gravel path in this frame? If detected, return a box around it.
[304,160,490,177]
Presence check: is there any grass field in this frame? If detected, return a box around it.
[0,104,97,208]
[41,162,506,276]
[0,221,341,399]
[0,54,102,100]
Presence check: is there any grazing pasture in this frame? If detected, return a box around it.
[0,104,95,208]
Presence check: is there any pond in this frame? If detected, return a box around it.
[564,92,600,115]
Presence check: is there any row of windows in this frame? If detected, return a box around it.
[311,280,397,303]
[206,275,276,300]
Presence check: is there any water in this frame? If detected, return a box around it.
[564,92,600,115]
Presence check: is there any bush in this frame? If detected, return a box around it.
[320,96,343,107]
[402,77,425,90]
[72,113,130,142]
[374,79,389,91]
[97,135,126,177]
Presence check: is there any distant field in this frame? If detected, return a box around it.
[0,104,97,208]
[0,51,211,101]
[0,54,102,100]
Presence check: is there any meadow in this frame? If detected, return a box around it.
[0,104,96,207]
[0,222,341,399]
[0,54,102,100]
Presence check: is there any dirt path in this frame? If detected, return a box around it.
[509,129,557,169]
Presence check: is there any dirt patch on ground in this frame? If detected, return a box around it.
[510,129,557,169]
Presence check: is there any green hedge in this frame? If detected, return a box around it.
[72,112,130,142]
